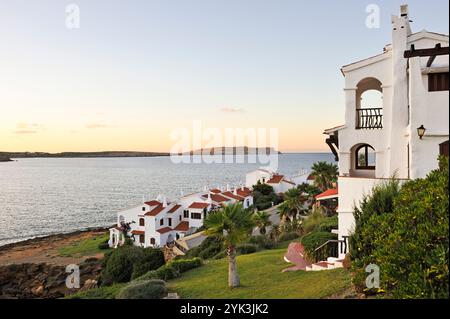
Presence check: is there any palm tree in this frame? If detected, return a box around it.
[252,210,272,235]
[204,202,254,288]
[283,188,304,219]
[310,161,338,191]
[277,201,291,224]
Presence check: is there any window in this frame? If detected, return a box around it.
[179,215,182,221]
[183,210,189,218]
[160,219,164,226]
[150,238,155,245]
[168,218,172,227]
[142,207,146,211]
[428,72,449,92]
[191,212,202,220]
[139,218,145,226]
[139,234,145,244]
[355,145,376,170]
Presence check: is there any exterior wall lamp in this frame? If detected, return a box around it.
[417,125,426,140]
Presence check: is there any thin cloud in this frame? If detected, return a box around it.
[13,123,44,134]
[219,107,245,113]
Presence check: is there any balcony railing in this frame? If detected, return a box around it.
[356,108,383,129]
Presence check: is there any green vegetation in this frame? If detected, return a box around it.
[350,157,449,298]
[168,246,351,299]
[184,236,225,260]
[68,283,126,299]
[99,245,165,285]
[301,232,337,262]
[135,258,203,282]
[252,211,272,235]
[252,183,282,211]
[116,280,167,299]
[204,202,255,287]
[310,161,338,191]
[58,233,110,257]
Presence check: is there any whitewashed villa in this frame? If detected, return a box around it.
[245,168,310,194]
[109,185,253,249]
[322,5,449,264]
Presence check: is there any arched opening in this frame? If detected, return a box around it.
[350,144,376,178]
[139,218,145,226]
[356,78,383,129]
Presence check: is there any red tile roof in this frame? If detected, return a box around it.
[131,230,145,235]
[145,204,165,216]
[209,193,231,203]
[266,174,284,184]
[173,221,189,232]
[315,188,338,200]
[144,200,160,206]
[189,202,210,209]
[307,174,315,181]
[156,227,172,234]
[222,191,244,201]
[167,204,181,213]
[210,189,222,194]
[236,187,252,197]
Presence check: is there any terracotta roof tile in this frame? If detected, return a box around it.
[145,204,165,216]
[189,202,210,209]
[131,230,145,235]
[222,191,244,201]
[236,187,252,197]
[167,204,181,213]
[144,200,160,206]
[156,227,172,234]
[173,221,189,232]
[266,174,284,184]
[315,188,338,200]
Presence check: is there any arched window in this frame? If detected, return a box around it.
[150,238,155,245]
[139,218,145,226]
[356,78,383,129]
[355,145,376,170]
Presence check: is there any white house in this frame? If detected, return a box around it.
[109,186,254,249]
[324,5,449,259]
[245,168,299,194]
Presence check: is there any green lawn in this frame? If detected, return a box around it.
[168,247,352,299]
[58,233,110,257]
[67,283,126,299]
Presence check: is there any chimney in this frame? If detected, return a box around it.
[233,187,238,196]
[400,4,408,17]
[162,197,168,208]
[226,184,230,192]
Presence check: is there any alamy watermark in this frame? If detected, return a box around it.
[365,263,380,289]
[65,3,80,29]
[170,120,279,171]
[66,264,80,289]
[366,4,380,29]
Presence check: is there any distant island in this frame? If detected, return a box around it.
[1,147,281,159]
[181,146,282,156]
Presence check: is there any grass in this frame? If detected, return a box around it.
[58,233,110,257]
[67,283,126,299]
[168,246,352,299]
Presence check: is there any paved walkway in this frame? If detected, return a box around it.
[282,242,311,272]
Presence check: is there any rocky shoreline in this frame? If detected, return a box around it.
[0,227,112,299]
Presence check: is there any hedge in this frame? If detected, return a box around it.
[116,280,167,299]
[301,231,337,262]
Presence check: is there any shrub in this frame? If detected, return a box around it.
[248,235,274,250]
[168,257,202,273]
[100,246,165,285]
[185,236,224,260]
[301,231,337,262]
[116,280,167,299]
[278,232,299,242]
[98,242,110,250]
[212,251,227,260]
[131,248,165,279]
[135,265,180,281]
[236,243,258,255]
[350,158,449,298]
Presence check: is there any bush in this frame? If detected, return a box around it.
[301,231,337,262]
[98,242,110,250]
[116,280,167,299]
[278,232,300,242]
[350,157,449,298]
[100,246,165,285]
[247,235,275,250]
[236,243,258,255]
[185,236,224,260]
[135,265,180,281]
[168,257,202,273]
[131,248,165,279]
[212,250,227,260]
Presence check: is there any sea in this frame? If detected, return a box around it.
[0,153,334,246]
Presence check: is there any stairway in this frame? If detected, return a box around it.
[305,257,344,271]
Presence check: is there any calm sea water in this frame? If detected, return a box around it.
[0,153,333,246]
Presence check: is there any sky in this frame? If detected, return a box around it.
[0,0,448,153]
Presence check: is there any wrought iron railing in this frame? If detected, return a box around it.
[356,108,383,129]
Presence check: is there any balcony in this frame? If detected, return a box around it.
[356,108,383,129]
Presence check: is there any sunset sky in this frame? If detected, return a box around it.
[1,0,449,153]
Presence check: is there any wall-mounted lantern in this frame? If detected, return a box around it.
[417,125,426,140]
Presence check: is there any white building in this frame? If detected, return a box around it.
[245,168,300,194]
[324,5,449,258]
[109,186,253,249]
